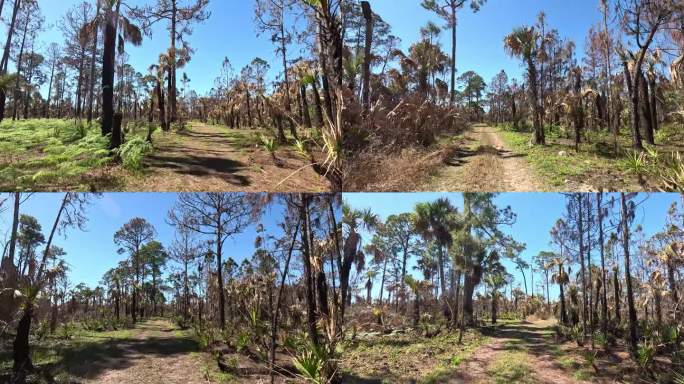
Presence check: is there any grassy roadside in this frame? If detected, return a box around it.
[492,124,675,190]
[339,329,489,383]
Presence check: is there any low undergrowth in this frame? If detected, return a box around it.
[496,123,684,191]
[339,329,489,383]
[0,119,161,190]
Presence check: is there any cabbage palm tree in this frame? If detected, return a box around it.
[413,198,457,301]
[342,205,380,318]
[504,26,544,145]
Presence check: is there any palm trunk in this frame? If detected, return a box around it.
[300,84,311,128]
[559,263,568,325]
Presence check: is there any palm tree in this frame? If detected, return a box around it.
[413,198,458,325]
[404,275,423,327]
[342,205,380,319]
[413,198,457,301]
[552,255,569,325]
[484,253,507,324]
[364,269,378,304]
[504,26,544,145]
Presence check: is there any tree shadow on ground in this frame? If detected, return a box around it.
[144,154,250,187]
[0,330,200,384]
[444,145,527,168]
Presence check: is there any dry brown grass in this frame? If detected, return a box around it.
[343,147,446,192]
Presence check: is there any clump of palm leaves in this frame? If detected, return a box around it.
[636,342,657,376]
[621,146,684,191]
[258,133,283,166]
[622,150,649,185]
[286,334,337,384]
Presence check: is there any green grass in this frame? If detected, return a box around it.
[497,128,618,188]
[341,329,489,383]
[495,123,684,190]
[487,351,535,384]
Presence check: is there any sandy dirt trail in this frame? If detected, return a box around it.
[430,124,544,192]
[81,319,210,384]
[123,122,328,192]
[449,321,590,384]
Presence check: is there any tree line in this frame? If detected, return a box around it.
[346,193,683,380]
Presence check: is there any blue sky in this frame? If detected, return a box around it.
[0,193,289,289]
[17,0,606,96]
[344,193,681,300]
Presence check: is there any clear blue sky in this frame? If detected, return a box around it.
[344,193,681,301]
[0,193,288,290]
[17,0,606,96]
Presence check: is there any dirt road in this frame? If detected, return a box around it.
[76,319,210,384]
[123,123,328,192]
[429,124,544,192]
[450,320,590,384]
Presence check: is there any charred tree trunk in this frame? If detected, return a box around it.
[360,1,373,114]
[12,305,33,383]
[101,8,117,137]
[0,0,21,123]
[621,193,639,356]
[299,195,319,347]
[311,76,324,127]
[639,70,654,145]
[11,14,29,121]
[110,112,122,150]
[623,61,643,151]
[300,84,312,128]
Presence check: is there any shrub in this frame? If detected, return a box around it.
[116,137,153,171]
[636,342,656,375]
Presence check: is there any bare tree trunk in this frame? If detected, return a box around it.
[360,1,373,114]
[621,193,638,356]
[299,195,319,347]
[101,6,118,136]
[87,0,100,123]
[300,84,312,128]
[0,0,21,123]
[11,14,30,121]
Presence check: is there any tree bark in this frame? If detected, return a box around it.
[360,1,373,114]
[621,193,638,356]
[87,1,101,123]
[299,195,319,347]
[0,0,21,123]
[101,7,117,136]
[12,305,33,383]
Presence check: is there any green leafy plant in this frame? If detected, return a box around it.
[636,342,656,374]
[623,150,648,181]
[116,136,153,171]
[291,342,329,384]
